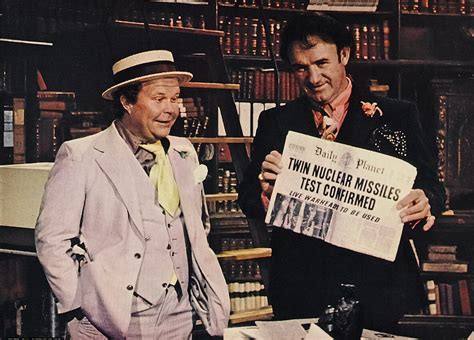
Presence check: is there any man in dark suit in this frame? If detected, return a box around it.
[238,13,445,333]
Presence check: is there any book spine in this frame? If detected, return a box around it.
[459,279,472,315]
[446,283,454,315]
[438,283,448,315]
[426,279,438,315]
[382,20,390,60]
[352,24,362,60]
[37,91,76,100]
[368,24,378,60]
[1,93,14,164]
[13,97,25,164]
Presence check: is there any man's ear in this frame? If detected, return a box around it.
[120,95,133,115]
[340,47,351,66]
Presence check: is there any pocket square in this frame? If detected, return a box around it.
[193,164,208,184]
[369,124,407,158]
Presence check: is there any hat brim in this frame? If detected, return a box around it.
[101,71,193,100]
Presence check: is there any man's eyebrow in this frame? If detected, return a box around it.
[148,90,180,97]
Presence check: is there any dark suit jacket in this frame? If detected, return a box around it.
[238,85,446,332]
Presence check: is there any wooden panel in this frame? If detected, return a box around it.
[432,79,474,210]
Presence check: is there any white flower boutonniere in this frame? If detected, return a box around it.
[173,146,195,159]
[193,164,208,184]
[361,101,383,118]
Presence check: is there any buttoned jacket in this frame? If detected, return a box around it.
[238,86,446,329]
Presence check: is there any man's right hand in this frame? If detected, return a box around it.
[258,150,283,198]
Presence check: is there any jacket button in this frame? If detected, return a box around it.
[134,253,141,259]
[126,285,133,291]
[167,244,171,250]
[167,224,171,228]
[162,283,167,288]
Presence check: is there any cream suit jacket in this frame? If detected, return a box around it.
[35,123,230,339]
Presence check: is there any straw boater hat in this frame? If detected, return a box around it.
[101,50,193,100]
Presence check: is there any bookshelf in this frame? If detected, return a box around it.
[397,213,474,339]
[0,0,268,336]
[1,0,474,337]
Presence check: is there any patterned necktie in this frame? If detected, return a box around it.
[312,103,337,141]
[140,141,180,216]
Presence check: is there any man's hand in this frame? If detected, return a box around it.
[258,150,283,198]
[396,189,435,231]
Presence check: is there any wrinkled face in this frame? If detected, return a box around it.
[289,36,350,105]
[121,78,180,142]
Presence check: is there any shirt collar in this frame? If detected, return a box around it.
[329,76,352,122]
[114,120,170,154]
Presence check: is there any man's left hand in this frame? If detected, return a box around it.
[396,189,435,231]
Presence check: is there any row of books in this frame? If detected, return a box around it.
[218,168,238,192]
[1,0,115,40]
[1,1,210,41]
[207,199,241,214]
[221,259,263,281]
[35,91,74,162]
[207,168,241,213]
[230,68,301,102]
[401,0,474,14]
[219,0,308,9]
[219,238,261,281]
[425,279,473,316]
[221,237,255,251]
[0,94,24,164]
[179,97,209,142]
[127,11,207,30]
[35,91,108,162]
[220,17,285,57]
[350,21,391,61]
[228,281,269,314]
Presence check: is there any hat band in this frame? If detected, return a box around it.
[113,61,176,85]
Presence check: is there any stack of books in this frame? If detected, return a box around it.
[421,245,468,273]
[69,111,105,139]
[35,91,76,161]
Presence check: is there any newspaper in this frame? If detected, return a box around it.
[265,131,417,262]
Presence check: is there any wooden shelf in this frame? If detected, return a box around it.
[217,247,272,261]
[401,12,474,18]
[206,193,238,201]
[114,20,224,37]
[400,314,474,327]
[182,81,239,90]
[0,38,53,47]
[420,272,474,279]
[188,137,253,144]
[350,59,474,68]
[229,306,273,324]
[224,56,474,68]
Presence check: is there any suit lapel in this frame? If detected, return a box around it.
[94,124,147,236]
[168,137,195,211]
[337,88,380,147]
[275,97,320,148]
[168,138,202,242]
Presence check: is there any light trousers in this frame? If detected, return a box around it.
[66,286,194,339]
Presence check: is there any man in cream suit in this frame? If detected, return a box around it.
[35,50,230,339]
